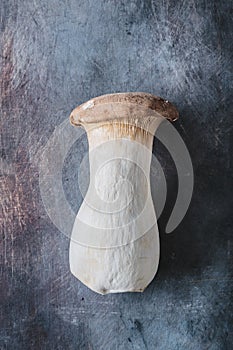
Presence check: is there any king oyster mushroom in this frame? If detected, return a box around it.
[69,92,178,294]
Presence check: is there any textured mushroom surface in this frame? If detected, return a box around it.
[69,93,178,294]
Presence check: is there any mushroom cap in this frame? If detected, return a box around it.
[70,92,179,127]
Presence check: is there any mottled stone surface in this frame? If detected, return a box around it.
[0,0,232,349]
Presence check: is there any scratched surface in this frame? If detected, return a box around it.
[1,0,233,349]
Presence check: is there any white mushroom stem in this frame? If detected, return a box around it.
[69,93,178,294]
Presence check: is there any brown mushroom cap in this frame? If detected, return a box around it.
[70,92,179,127]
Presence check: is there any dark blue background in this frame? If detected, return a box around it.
[1,0,232,349]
